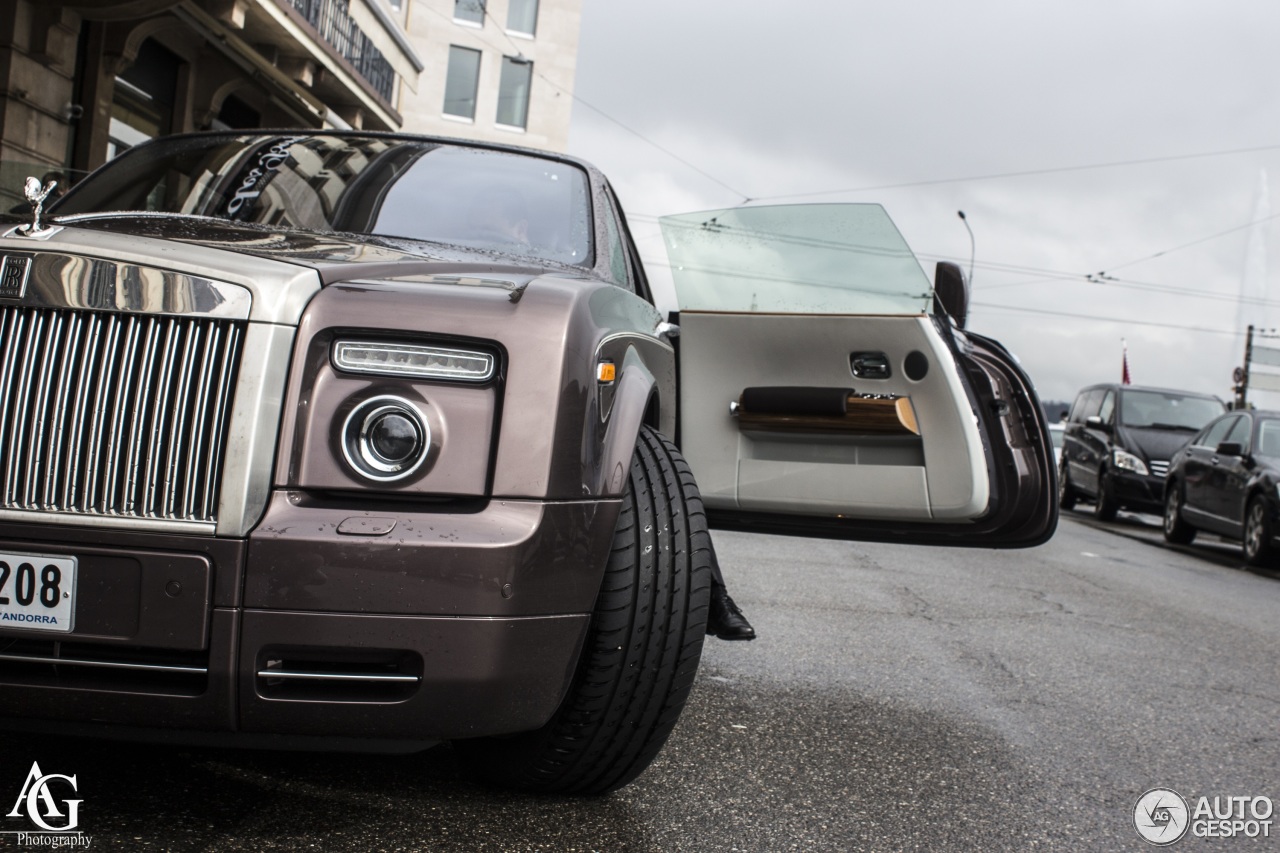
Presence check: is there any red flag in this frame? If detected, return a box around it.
[1121,339,1131,385]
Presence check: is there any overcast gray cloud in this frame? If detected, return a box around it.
[566,0,1280,405]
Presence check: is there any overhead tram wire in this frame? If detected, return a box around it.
[967,303,1244,338]
[1092,210,1280,276]
[744,142,1280,201]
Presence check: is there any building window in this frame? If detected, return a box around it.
[496,57,532,129]
[507,0,538,35]
[443,46,482,120]
[109,39,181,159]
[454,0,484,25]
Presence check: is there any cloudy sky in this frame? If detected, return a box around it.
[565,0,1280,407]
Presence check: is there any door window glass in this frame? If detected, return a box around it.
[660,204,933,314]
[1199,416,1236,449]
[1098,390,1116,424]
[1080,389,1105,420]
[1224,415,1251,451]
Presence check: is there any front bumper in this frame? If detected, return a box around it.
[0,493,619,743]
[1109,470,1165,513]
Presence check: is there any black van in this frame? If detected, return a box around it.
[1059,384,1226,519]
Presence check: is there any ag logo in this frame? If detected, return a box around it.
[6,761,82,831]
[1134,788,1190,846]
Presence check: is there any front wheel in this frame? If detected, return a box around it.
[1242,496,1277,567]
[1058,460,1078,511]
[1093,468,1119,521]
[1163,485,1196,545]
[456,426,712,794]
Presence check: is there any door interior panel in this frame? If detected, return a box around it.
[678,312,988,521]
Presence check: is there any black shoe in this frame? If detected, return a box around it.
[707,587,756,641]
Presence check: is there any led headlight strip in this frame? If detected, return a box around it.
[333,340,495,382]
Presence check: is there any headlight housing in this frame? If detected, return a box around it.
[341,396,431,482]
[333,340,495,382]
[1112,448,1149,476]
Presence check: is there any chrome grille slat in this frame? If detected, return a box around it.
[43,312,83,509]
[163,324,201,519]
[0,307,244,524]
[6,311,45,504]
[116,313,157,512]
[24,311,65,507]
[82,314,123,513]
[143,318,180,516]
[202,324,241,520]
[0,311,25,486]
[183,324,220,520]
[61,313,103,511]
[1149,460,1169,478]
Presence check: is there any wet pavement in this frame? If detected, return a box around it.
[1,514,1277,851]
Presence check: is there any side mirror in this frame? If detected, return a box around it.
[1216,441,1243,457]
[934,262,969,329]
[1085,415,1111,431]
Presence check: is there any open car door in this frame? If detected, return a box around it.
[661,204,1057,547]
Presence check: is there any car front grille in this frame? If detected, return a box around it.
[0,307,244,523]
[1149,460,1169,478]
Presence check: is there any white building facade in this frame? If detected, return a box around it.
[391,0,582,152]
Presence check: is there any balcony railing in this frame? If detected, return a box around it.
[288,0,396,104]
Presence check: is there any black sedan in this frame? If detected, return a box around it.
[1163,409,1280,565]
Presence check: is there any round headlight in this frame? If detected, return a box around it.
[342,396,431,481]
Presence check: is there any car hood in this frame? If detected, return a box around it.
[1118,425,1198,462]
[42,214,580,286]
[0,215,587,326]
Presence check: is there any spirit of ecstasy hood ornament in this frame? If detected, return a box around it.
[17,175,58,236]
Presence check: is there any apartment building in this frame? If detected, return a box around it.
[391,0,582,152]
[0,0,581,212]
[0,0,423,204]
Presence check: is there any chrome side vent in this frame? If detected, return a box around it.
[0,307,244,523]
[256,647,423,703]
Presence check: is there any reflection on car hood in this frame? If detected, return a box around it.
[48,214,571,286]
[1118,426,1197,462]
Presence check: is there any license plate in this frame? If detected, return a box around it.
[0,551,76,633]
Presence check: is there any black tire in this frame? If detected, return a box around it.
[1242,496,1277,567]
[1093,468,1118,521]
[1163,484,1195,545]
[1058,460,1077,511]
[456,426,712,794]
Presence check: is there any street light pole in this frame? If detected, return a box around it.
[957,210,975,286]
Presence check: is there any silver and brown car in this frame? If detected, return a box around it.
[0,131,1055,794]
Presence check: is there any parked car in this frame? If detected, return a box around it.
[1059,383,1225,519]
[0,131,1055,794]
[1163,409,1280,565]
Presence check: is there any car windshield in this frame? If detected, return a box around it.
[659,204,934,314]
[1118,390,1224,430]
[54,134,593,267]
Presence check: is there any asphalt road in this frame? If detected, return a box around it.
[2,512,1278,852]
